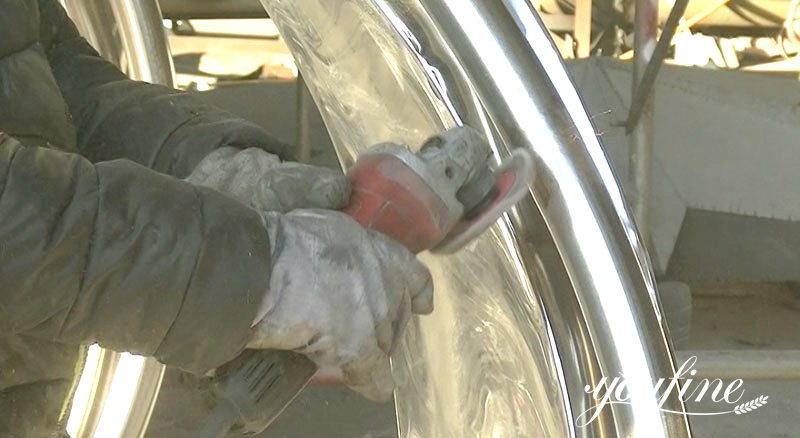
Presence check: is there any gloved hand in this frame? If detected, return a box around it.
[186,146,351,212]
[247,209,434,401]
[188,146,433,400]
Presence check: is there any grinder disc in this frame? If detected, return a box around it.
[432,148,535,254]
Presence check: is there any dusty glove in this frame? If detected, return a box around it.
[248,209,434,401]
[186,146,351,212]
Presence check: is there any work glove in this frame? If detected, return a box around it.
[247,209,434,402]
[186,146,351,212]
[188,146,433,401]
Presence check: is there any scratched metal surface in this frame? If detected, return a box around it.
[261,2,569,436]
[262,1,689,437]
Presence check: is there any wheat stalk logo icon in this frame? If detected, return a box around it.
[733,395,769,415]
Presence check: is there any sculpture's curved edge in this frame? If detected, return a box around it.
[264,0,690,436]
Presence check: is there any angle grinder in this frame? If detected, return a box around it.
[198,126,535,437]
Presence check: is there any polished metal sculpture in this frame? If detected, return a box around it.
[63,0,690,435]
[63,0,175,86]
[263,0,691,436]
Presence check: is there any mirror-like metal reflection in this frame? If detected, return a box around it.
[263,0,690,437]
[262,2,570,436]
[63,0,175,86]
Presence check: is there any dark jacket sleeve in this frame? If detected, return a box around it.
[0,133,269,374]
[37,0,290,178]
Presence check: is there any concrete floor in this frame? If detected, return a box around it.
[684,282,800,438]
[688,282,800,351]
[688,380,800,438]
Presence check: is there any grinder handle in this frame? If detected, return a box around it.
[204,154,438,436]
[199,350,317,438]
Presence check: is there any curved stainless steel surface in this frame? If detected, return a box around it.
[64,0,175,87]
[62,1,172,437]
[62,0,123,64]
[263,0,690,436]
[109,0,175,86]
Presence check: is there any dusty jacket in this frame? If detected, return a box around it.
[0,0,286,435]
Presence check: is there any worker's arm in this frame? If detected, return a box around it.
[37,0,289,178]
[185,146,436,401]
[0,132,434,398]
[0,132,269,374]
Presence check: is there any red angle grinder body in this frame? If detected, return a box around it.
[343,153,452,253]
[345,126,534,254]
[198,126,535,437]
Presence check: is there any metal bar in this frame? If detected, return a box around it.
[575,0,593,57]
[62,1,124,65]
[677,350,800,380]
[118,358,167,437]
[626,0,691,131]
[170,29,280,41]
[159,0,268,19]
[629,0,658,243]
[110,0,176,87]
[263,0,689,436]
[295,75,313,163]
[598,0,624,55]
[617,0,730,70]
[66,0,175,86]
[72,349,121,438]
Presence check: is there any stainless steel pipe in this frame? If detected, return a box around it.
[109,0,175,87]
[61,1,172,437]
[64,0,175,87]
[630,0,657,243]
[61,1,123,64]
[263,0,689,436]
